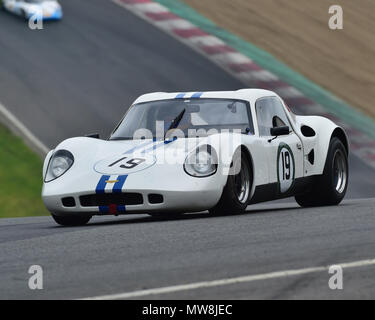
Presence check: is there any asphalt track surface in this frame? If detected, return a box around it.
[0,0,375,299]
[0,199,375,300]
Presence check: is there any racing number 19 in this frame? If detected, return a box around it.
[109,157,145,169]
[281,150,291,180]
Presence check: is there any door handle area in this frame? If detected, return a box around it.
[297,143,302,150]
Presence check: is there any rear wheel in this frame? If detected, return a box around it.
[52,214,92,226]
[295,137,348,207]
[209,150,252,215]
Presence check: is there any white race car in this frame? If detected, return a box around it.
[1,0,62,20]
[42,89,349,226]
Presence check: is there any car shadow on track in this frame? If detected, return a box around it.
[43,201,356,230]
[60,205,305,228]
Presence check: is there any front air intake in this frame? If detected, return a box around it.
[148,194,164,204]
[80,193,143,207]
[62,197,76,207]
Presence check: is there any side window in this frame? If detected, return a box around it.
[255,98,272,136]
[270,97,291,128]
[255,97,292,136]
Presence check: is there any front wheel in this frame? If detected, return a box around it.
[209,150,252,215]
[295,137,348,207]
[52,214,92,226]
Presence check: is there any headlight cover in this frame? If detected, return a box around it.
[184,145,217,177]
[45,150,74,182]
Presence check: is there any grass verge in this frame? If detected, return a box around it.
[0,124,48,218]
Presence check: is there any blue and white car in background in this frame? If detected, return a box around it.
[1,0,62,20]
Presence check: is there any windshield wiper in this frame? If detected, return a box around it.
[165,108,186,138]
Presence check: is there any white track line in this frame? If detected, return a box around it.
[0,102,49,157]
[81,258,375,300]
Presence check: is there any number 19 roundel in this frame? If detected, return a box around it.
[277,143,295,193]
[95,153,156,175]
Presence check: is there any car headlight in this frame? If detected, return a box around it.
[184,145,217,177]
[45,150,74,182]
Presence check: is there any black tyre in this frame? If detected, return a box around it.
[209,150,252,215]
[52,214,92,226]
[295,137,348,207]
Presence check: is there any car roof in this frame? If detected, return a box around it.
[133,89,277,105]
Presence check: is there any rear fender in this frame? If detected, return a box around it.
[294,115,348,176]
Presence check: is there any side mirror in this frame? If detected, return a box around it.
[270,126,290,137]
[85,133,100,139]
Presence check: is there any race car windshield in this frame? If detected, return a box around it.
[110,98,254,140]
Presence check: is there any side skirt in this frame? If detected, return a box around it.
[249,176,316,204]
